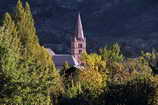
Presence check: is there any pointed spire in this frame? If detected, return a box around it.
[75,13,85,40]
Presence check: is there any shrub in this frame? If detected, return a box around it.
[104,75,158,105]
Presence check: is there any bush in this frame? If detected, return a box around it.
[104,75,158,105]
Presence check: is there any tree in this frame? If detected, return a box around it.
[141,50,158,75]
[15,0,39,57]
[0,1,64,104]
[81,52,106,72]
[2,12,20,53]
[104,75,158,105]
[0,13,23,104]
[99,43,124,62]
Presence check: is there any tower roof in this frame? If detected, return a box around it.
[75,13,85,40]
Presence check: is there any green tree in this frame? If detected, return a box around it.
[2,12,20,53]
[100,43,124,62]
[0,13,23,104]
[0,1,64,104]
[104,75,158,105]
[15,0,39,57]
[141,50,158,75]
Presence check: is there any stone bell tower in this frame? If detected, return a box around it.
[71,13,86,64]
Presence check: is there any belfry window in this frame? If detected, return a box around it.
[78,44,83,48]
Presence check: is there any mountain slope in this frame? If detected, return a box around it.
[0,0,158,56]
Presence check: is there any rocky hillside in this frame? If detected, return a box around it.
[0,0,158,56]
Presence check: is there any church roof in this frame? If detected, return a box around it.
[75,13,85,40]
[47,48,55,56]
[46,48,79,70]
[53,54,79,70]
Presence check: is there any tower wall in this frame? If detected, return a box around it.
[71,13,86,64]
[71,37,86,64]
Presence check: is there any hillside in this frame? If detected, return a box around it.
[0,0,158,56]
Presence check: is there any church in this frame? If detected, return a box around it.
[48,13,86,70]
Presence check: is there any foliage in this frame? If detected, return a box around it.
[65,82,82,98]
[15,0,39,57]
[107,58,152,83]
[60,61,70,76]
[81,52,106,72]
[1,0,158,105]
[141,50,158,74]
[80,52,107,94]
[105,75,158,105]
[99,43,124,62]
[0,1,63,105]
[0,13,21,104]
[78,69,106,93]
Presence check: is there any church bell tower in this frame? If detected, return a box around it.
[71,13,86,63]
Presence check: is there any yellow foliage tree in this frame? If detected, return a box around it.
[81,52,106,72]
